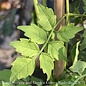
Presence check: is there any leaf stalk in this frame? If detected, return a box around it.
[33,0,39,19]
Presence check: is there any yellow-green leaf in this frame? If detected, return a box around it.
[37,4,56,31]
[40,53,54,80]
[10,57,35,82]
[18,24,47,44]
[10,38,39,57]
[57,24,82,42]
[48,41,67,61]
[70,60,86,75]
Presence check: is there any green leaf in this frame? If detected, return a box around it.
[2,9,17,36]
[30,76,43,86]
[75,83,86,86]
[83,7,86,12]
[0,83,1,86]
[83,0,86,5]
[48,41,67,61]
[80,31,86,51]
[10,57,35,82]
[40,53,54,80]
[16,83,29,86]
[2,81,13,86]
[10,38,39,57]
[37,4,56,31]
[70,45,76,63]
[82,30,86,37]
[18,24,47,44]
[57,24,82,42]
[80,38,86,51]
[79,51,86,61]
[0,69,11,81]
[74,80,86,86]
[83,0,86,12]
[70,60,86,75]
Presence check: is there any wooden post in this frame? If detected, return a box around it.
[54,0,65,30]
[54,0,65,79]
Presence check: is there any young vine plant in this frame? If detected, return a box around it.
[9,3,86,86]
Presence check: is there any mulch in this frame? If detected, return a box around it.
[0,48,20,70]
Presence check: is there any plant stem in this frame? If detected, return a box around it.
[33,0,39,19]
[43,0,47,7]
[69,13,86,17]
[66,0,70,25]
[71,74,86,86]
[66,0,70,51]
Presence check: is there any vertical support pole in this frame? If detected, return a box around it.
[54,0,65,79]
[54,0,65,30]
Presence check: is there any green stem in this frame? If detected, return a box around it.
[66,0,70,25]
[71,74,86,86]
[66,0,70,51]
[33,0,39,19]
[43,0,47,7]
[69,13,86,17]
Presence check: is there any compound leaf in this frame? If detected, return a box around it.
[37,4,56,31]
[10,38,39,57]
[18,24,47,44]
[40,53,54,80]
[10,57,35,82]
[57,24,82,42]
[48,41,67,61]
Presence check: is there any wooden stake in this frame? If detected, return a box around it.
[54,0,65,79]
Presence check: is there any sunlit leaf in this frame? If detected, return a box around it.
[10,38,39,57]
[40,53,54,80]
[70,42,85,75]
[18,24,47,44]
[54,83,58,86]
[70,60,86,75]
[57,24,82,42]
[37,4,56,31]
[48,41,67,61]
[10,57,35,82]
